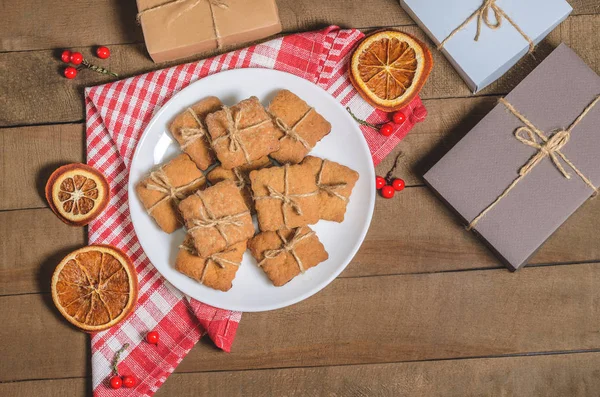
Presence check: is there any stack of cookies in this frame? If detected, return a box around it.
[136,90,359,291]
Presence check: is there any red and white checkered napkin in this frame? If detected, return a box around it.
[85,25,426,396]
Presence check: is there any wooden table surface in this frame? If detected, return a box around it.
[2,0,600,395]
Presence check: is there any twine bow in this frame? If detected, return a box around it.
[187,192,249,244]
[254,164,318,227]
[271,107,314,150]
[212,105,272,163]
[316,159,348,202]
[438,0,534,54]
[467,95,600,230]
[258,228,315,274]
[145,168,204,214]
[179,243,240,284]
[179,108,208,149]
[136,0,229,48]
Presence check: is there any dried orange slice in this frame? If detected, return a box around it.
[349,30,433,112]
[51,245,138,332]
[45,163,109,226]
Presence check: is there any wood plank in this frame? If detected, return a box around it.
[0,208,86,296]
[1,14,598,127]
[3,351,600,396]
[3,263,600,381]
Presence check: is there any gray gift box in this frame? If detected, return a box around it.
[424,44,600,270]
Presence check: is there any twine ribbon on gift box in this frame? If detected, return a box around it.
[438,0,535,54]
[258,228,316,273]
[467,95,600,230]
[270,107,314,150]
[254,164,318,227]
[179,243,240,284]
[187,191,250,244]
[212,105,272,163]
[137,0,229,49]
[179,108,209,149]
[145,168,205,214]
[316,159,349,202]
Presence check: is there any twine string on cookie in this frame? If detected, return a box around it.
[179,243,239,284]
[136,0,229,48]
[438,0,534,54]
[316,159,348,202]
[212,105,272,163]
[254,164,318,227]
[180,107,208,149]
[187,192,249,244]
[145,168,204,214]
[232,168,247,189]
[467,95,600,230]
[258,228,315,274]
[271,107,314,150]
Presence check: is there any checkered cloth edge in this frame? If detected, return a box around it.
[85,25,426,397]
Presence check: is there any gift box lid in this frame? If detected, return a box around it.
[400,0,572,92]
[423,44,600,270]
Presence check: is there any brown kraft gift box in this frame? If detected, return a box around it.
[423,44,600,271]
[137,0,282,63]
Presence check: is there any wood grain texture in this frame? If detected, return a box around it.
[3,351,600,397]
[3,263,600,382]
[0,14,598,127]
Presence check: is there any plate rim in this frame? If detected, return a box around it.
[127,68,376,312]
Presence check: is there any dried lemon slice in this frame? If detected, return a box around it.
[51,245,138,332]
[350,30,433,112]
[45,163,109,226]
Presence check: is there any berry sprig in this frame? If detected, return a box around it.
[60,47,118,79]
[108,343,137,390]
[346,107,407,137]
[376,152,406,199]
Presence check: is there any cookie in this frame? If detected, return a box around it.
[206,156,272,212]
[248,226,328,286]
[250,163,320,231]
[206,96,280,169]
[169,97,223,170]
[178,180,255,257]
[268,90,331,164]
[301,156,359,222]
[176,235,246,292]
[136,153,206,233]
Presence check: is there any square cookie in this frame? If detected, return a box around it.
[268,90,331,164]
[206,156,272,212]
[169,96,223,170]
[248,226,328,286]
[136,153,206,233]
[250,163,320,231]
[176,235,246,292]
[301,156,359,222]
[179,180,255,257]
[206,96,280,169]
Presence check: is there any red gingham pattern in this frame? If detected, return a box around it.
[85,26,426,397]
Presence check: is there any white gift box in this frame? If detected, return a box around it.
[399,0,572,92]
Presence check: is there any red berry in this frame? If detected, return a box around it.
[109,376,122,389]
[381,185,395,199]
[64,66,78,79]
[61,50,72,63]
[70,52,83,65]
[146,330,159,345]
[122,375,137,388]
[392,111,406,124]
[392,178,405,191]
[379,123,394,137]
[375,176,386,190]
[96,46,111,59]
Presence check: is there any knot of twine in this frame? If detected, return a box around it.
[136,0,229,48]
[180,108,208,149]
[212,105,272,163]
[145,168,204,214]
[180,243,240,284]
[467,95,600,230]
[270,107,314,150]
[438,0,534,54]
[254,164,318,227]
[316,159,348,202]
[187,192,249,244]
[232,168,247,189]
[258,228,316,274]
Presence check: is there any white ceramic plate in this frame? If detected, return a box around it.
[128,68,375,312]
